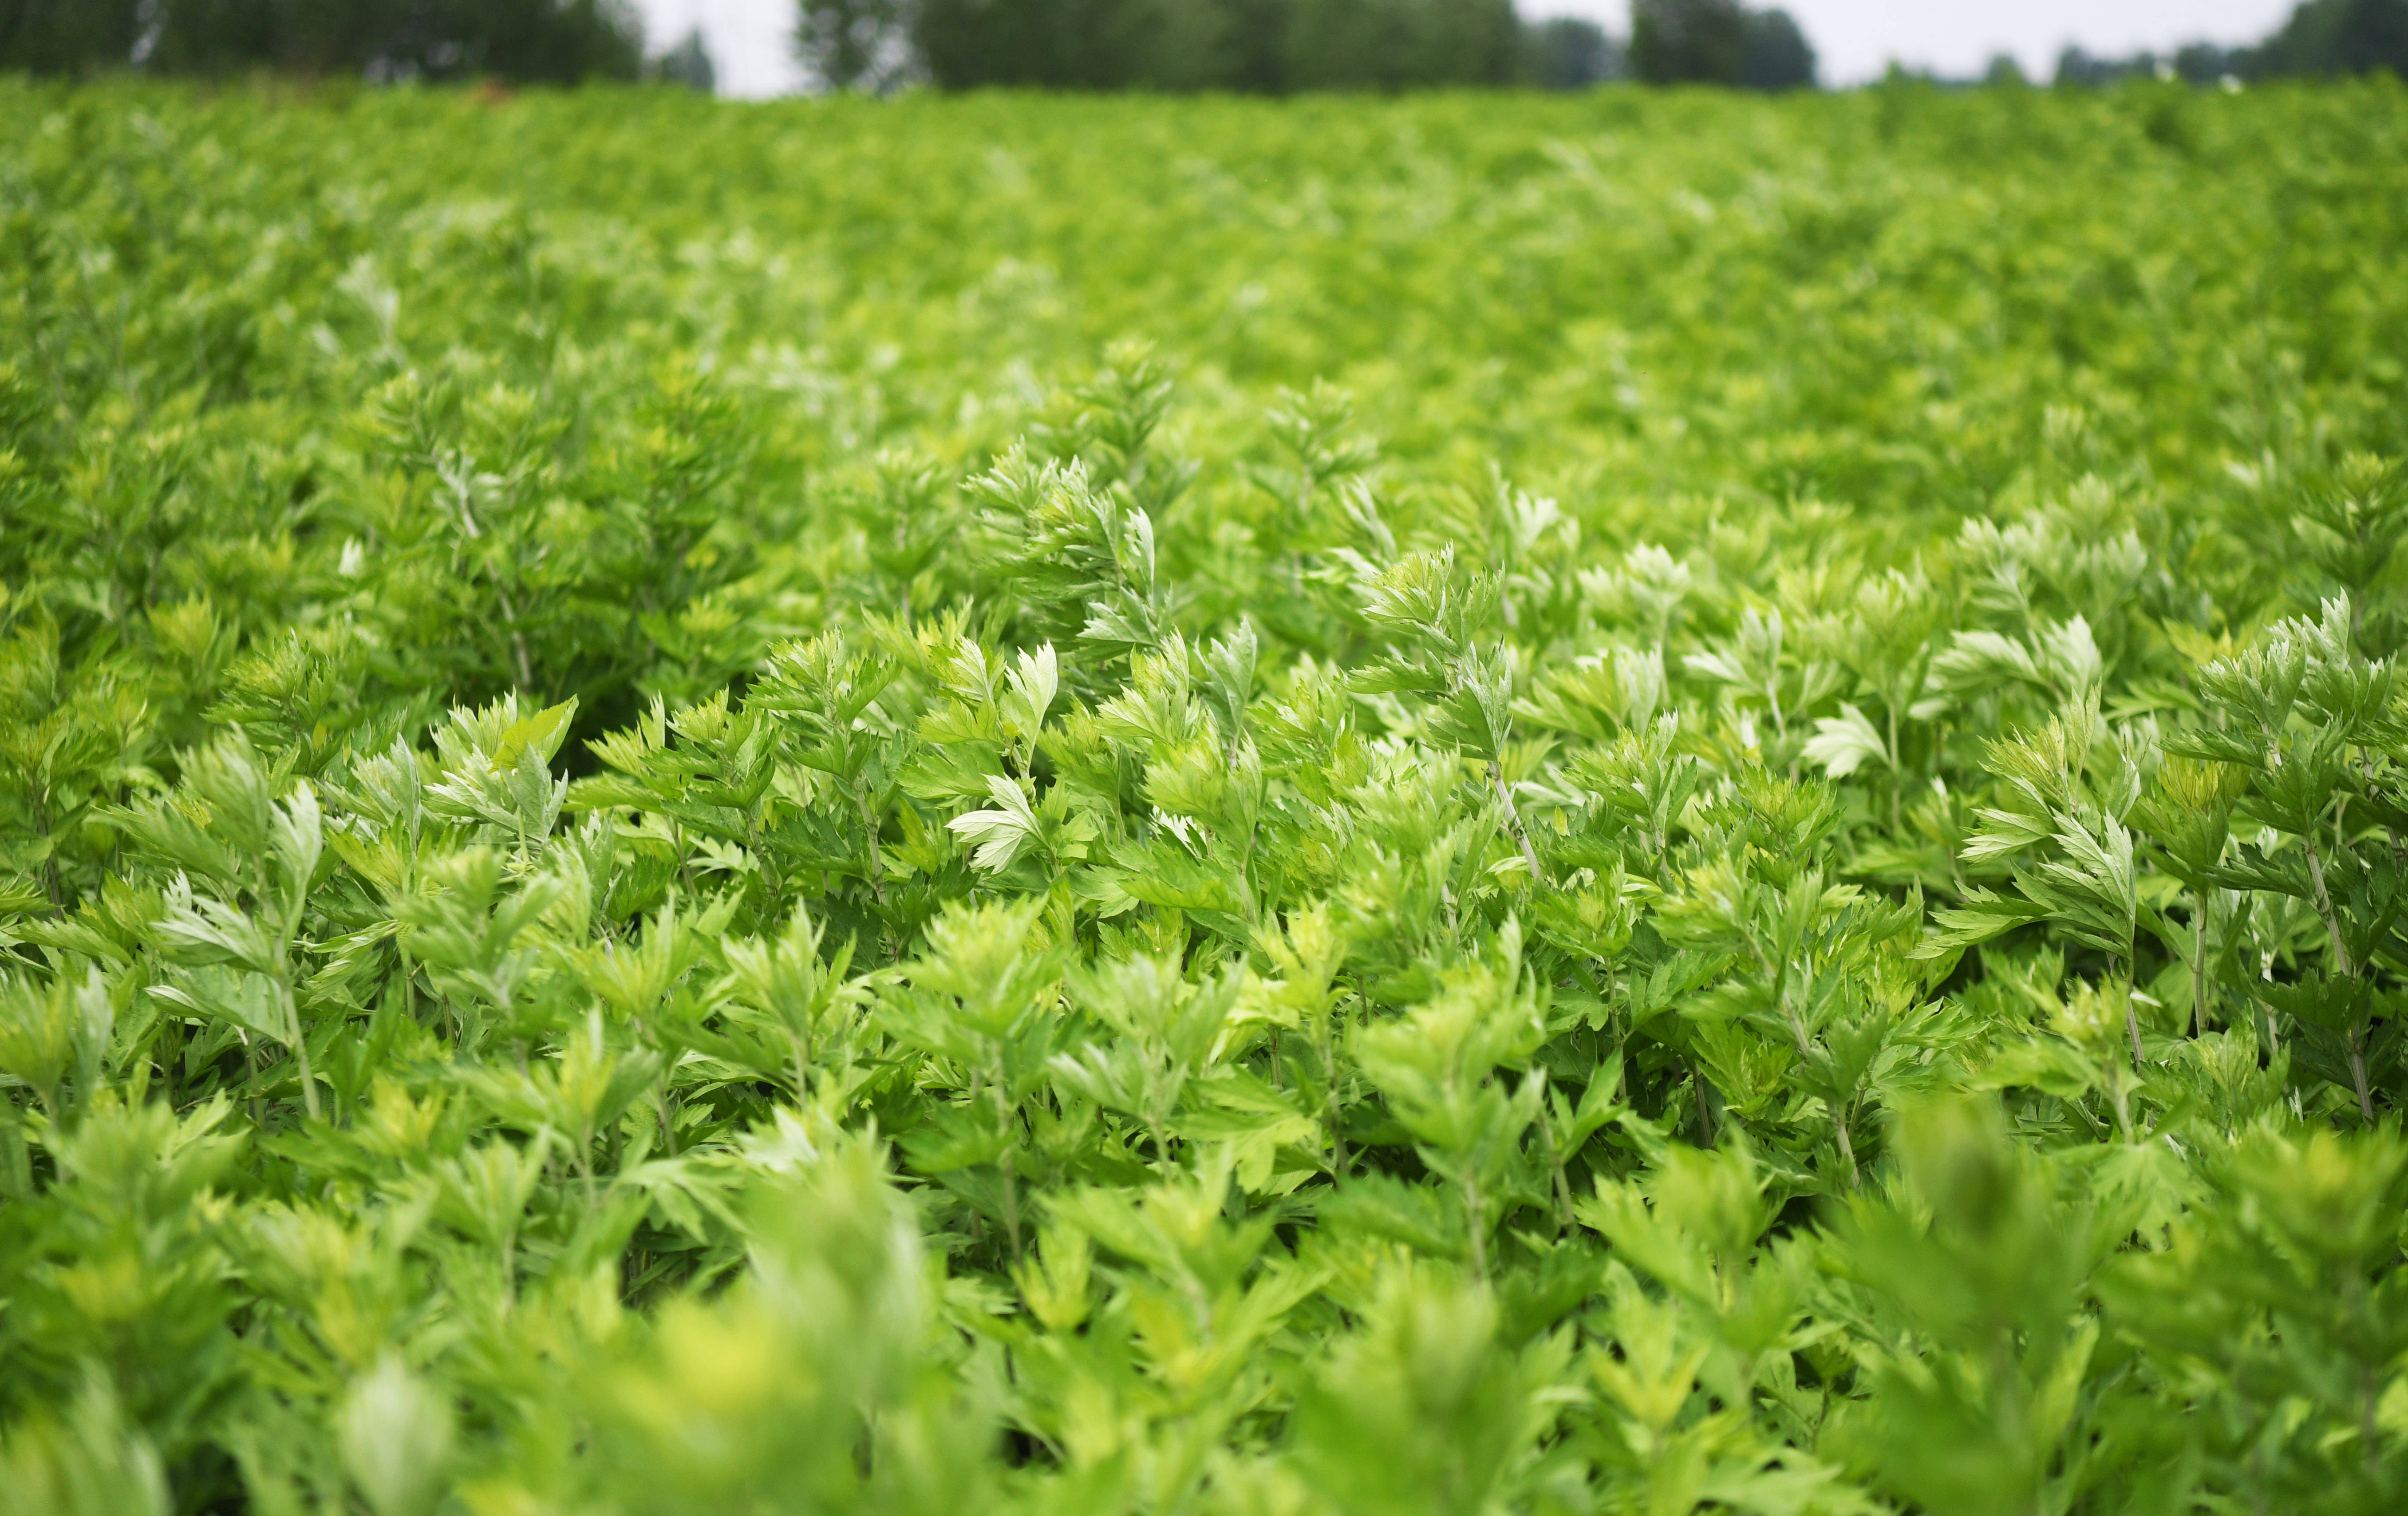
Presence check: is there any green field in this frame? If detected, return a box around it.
[5,77,2408,1514]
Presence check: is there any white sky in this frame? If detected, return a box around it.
[628,0,2302,98]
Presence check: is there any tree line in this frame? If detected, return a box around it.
[832,0,1529,94]
[4,0,2400,92]
[0,0,1818,91]
[801,0,1819,92]
[0,0,642,83]
[2051,0,2407,86]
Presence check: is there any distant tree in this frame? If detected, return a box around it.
[2332,0,2408,71]
[1522,15,1624,90]
[798,0,914,91]
[1214,0,1291,91]
[2053,46,2137,87]
[1279,0,1520,90]
[2171,41,2250,82]
[1982,52,2028,86]
[2257,0,2408,76]
[652,25,715,91]
[908,0,1516,93]
[2049,0,2405,87]
[1737,6,1811,89]
[0,0,145,75]
[1628,0,1744,85]
[69,1,649,83]
[366,0,644,83]
[914,0,1106,88]
[1631,0,1810,89]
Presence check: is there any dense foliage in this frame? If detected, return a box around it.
[2053,0,2408,86]
[2261,0,2408,76]
[805,0,1801,95]
[4,76,2408,1515]
[806,0,1531,93]
[1627,0,1812,91]
[0,0,644,83]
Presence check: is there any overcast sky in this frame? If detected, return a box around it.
[629,0,2301,99]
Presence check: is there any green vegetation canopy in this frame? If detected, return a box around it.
[3,75,2408,1516]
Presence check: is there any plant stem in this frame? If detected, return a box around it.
[32,792,61,908]
[1002,1149,1023,1259]
[501,587,533,690]
[1887,702,1902,836]
[1462,1168,1489,1280]
[2299,835,2371,1119]
[1537,1090,1576,1231]
[2301,835,2353,976]
[1319,1008,1347,1173]
[856,772,888,907]
[2347,1026,2375,1124]
[1490,760,1544,885]
[291,1024,320,1122]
